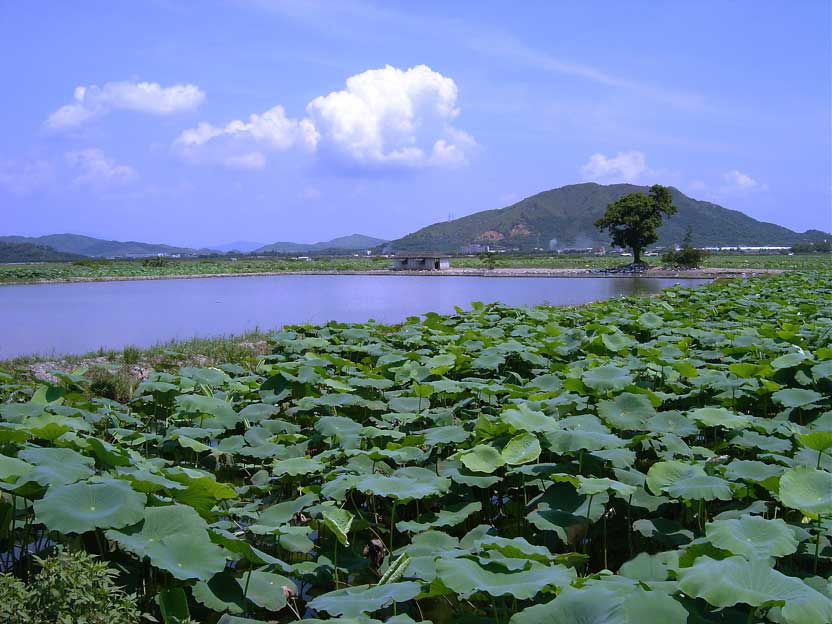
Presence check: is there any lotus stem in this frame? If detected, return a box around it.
[814,519,822,574]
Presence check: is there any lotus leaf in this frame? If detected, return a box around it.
[34,479,146,534]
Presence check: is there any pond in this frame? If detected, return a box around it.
[0,274,708,359]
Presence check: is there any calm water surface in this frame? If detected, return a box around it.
[0,274,707,358]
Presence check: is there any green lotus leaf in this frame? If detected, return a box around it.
[637,312,663,329]
[723,459,784,483]
[21,412,92,440]
[501,404,559,434]
[356,467,450,500]
[690,407,749,429]
[322,507,353,546]
[460,445,506,473]
[666,474,733,501]
[273,457,324,477]
[706,516,798,559]
[779,467,832,518]
[252,493,318,531]
[176,394,236,420]
[544,428,624,453]
[799,431,832,453]
[438,460,501,489]
[771,352,809,370]
[601,332,635,352]
[646,461,703,496]
[17,446,95,487]
[419,425,469,446]
[315,416,363,449]
[474,535,553,564]
[396,501,482,533]
[237,569,296,612]
[811,360,832,382]
[501,433,542,465]
[217,617,267,624]
[581,365,633,393]
[633,518,693,546]
[597,393,655,430]
[576,476,637,498]
[527,374,562,393]
[0,454,32,483]
[146,532,228,581]
[773,388,823,409]
[436,557,574,600]
[528,482,609,543]
[509,583,687,624]
[237,403,279,423]
[34,479,146,534]
[192,571,246,615]
[619,551,679,582]
[106,503,208,556]
[678,556,832,623]
[307,582,421,618]
[179,366,231,387]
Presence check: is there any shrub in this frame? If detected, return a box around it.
[0,573,34,623]
[662,245,706,268]
[141,256,170,268]
[0,550,141,624]
[87,367,135,402]
[122,345,142,365]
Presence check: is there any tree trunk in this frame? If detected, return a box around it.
[633,247,642,264]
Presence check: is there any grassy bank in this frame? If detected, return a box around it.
[0,253,827,284]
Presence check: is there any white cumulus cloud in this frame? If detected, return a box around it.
[306,64,474,169]
[66,148,136,188]
[46,81,205,131]
[580,151,649,183]
[175,65,474,172]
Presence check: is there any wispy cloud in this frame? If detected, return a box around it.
[66,148,136,188]
[580,150,651,184]
[720,169,768,194]
[469,35,709,112]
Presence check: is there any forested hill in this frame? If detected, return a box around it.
[0,234,202,258]
[389,183,829,252]
[0,242,84,263]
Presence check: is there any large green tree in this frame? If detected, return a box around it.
[594,184,678,264]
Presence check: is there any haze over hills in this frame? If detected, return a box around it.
[0,234,207,258]
[254,234,387,254]
[390,183,830,252]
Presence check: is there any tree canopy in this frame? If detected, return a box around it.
[594,184,678,263]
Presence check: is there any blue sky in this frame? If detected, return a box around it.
[1,0,830,247]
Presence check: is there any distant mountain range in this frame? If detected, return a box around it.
[0,232,388,261]
[390,183,829,252]
[254,234,388,254]
[0,234,208,258]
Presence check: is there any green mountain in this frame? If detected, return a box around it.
[0,242,85,263]
[390,183,829,252]
[255,233,387,254]
[0,234,203,258]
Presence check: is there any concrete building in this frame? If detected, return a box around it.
[392,253,451,270]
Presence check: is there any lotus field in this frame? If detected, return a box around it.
[1,270,831,623]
